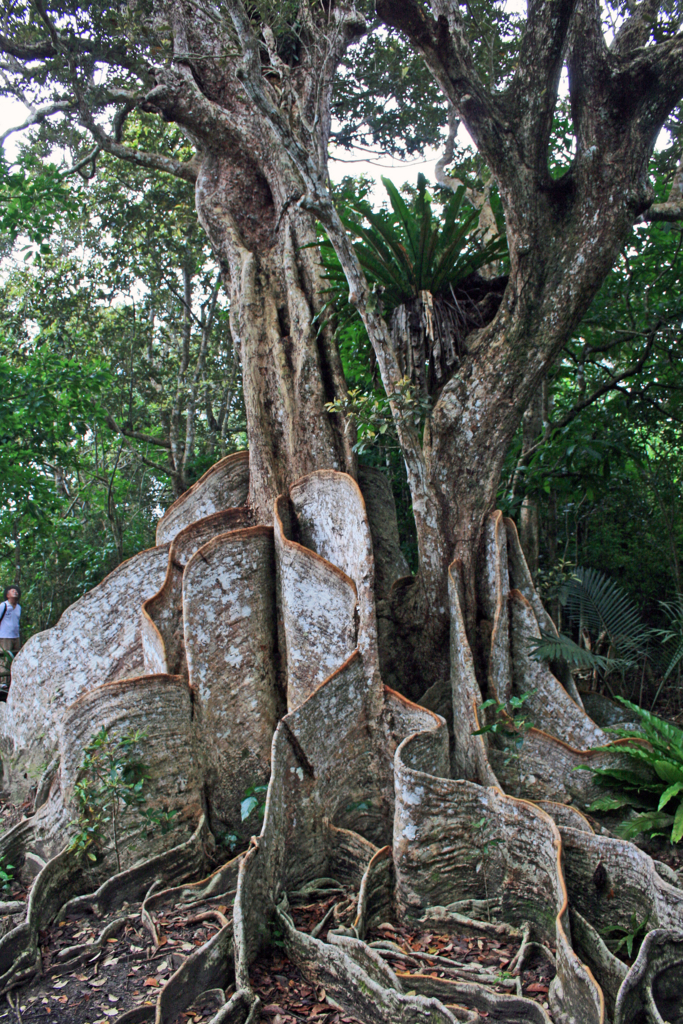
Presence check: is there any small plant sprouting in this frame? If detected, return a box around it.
[600,912,650,962]
[470,816,501,922]
[0,857,15,893]
[139,805,180,835]
[473,691,535,784]
[240,784,268,824]
[68,726,177,871]
[346,799,371,814]
[213,783,270,856]
[217,830,241,855]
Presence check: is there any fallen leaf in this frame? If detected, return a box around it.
[262,1005,285,1015]
[89,979,107,988]
[52,980,69,990]
[526,983,549,994]
[143,977,159,987]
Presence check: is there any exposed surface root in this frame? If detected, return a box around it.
[4,467,683,1024]
[249,944,362,1024]
[0,862,235,1023]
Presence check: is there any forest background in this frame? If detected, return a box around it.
[1,6,682,713]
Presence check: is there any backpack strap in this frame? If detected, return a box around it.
[0,603,6,626]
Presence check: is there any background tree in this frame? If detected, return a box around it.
[0,139,246,634]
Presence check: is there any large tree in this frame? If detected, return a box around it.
[5,0,682,694]
[2,4,683,1022]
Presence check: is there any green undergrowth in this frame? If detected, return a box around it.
[69,726,179,871]
[580,697,683,844]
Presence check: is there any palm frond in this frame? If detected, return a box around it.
[656,595,683,682]
[528,629,624,672]
[563,568,653,661]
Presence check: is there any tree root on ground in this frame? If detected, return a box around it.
[2,466,683,1023]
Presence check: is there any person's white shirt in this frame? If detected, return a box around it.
[0,601,21,639]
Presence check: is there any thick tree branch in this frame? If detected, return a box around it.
[598,33,683,151]
[0,32,55,60]
[611,0,660,55]
[76,100,199,183]
[0,25,151,78]
[567,0,610,153]
[375,0,509,179]
[506,0,577,173]
[0,99,74,145]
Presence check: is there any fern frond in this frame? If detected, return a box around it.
[588,793,655,812]
[613,697,683,752]
[614,811,675,841]
[583,766,661,791]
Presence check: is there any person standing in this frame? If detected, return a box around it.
[0,586,21,694]
[0,585,21,651]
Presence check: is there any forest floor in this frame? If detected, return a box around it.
[0,875,558,1024]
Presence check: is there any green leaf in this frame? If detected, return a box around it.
[653,761,683,786]
[240,795,260,821]
[588,794,653,812]
[659,781,683,811]
[614,811,675,841]
[672,800,683,844]
[381,175,421,255]
[528,630,622,673]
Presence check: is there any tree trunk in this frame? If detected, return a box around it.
[195,156,356,521]
[518,379,546,575]
[130,3,367,522]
